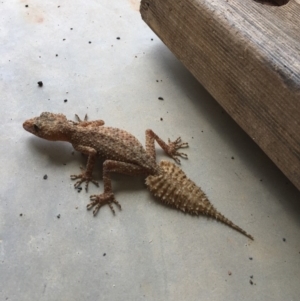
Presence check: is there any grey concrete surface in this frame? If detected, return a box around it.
[0,1,299,300]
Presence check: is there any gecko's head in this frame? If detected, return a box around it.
[23,112,69,141]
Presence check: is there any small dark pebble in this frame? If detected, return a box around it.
[156,80,159,82]
[151,38,153,41]
[231,156,234,160]
[249,257,253,260]
[57,214,61,219]
[63,38,66,41]
[20,213,23,217]
[70,28,73,30]
[43,174,48,180]
[77,187,82,193]
[25,5,28,7]
[250,280,253,285]
[250,275,253,279]
[37,81,43,87]
[283,238,286,242]
[64,99,68,103]
[56,54,58,57]
[89,41,91,44]
[116,37,120,40]
[158,97,164,100]
[103,253,106,256]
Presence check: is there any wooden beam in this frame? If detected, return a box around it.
[140,0,300,190]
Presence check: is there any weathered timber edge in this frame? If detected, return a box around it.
[140,0,300,190]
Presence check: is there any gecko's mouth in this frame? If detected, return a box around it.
[23,120,32,132]
[23,119,37,135]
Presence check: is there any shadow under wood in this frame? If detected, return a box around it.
[253,0,289,6]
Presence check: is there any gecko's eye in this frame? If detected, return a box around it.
[34,124,40,132]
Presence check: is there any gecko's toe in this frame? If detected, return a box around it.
[88,193,121,216]
[70,172,99,191]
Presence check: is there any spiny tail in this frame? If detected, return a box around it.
[145,160,254,240]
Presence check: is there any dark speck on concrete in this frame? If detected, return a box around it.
[64,99,68,103]
[116,37,120,40]
[57,214,61,219]
[158,97,164,100]
[43,174,48,180]
[37,81,43,87]
[283,238,286,242]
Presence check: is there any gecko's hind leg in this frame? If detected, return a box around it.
[88,192,121,215]
[87,160,147,216]
[145,129,189,164]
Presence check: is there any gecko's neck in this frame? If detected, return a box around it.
[47,122,75,142]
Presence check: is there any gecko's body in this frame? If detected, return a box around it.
[23,112,253,240]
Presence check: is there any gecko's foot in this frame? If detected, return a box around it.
[88,193,122,216]
[72,114,105,127]
[70,167,99,191]
[167,137,189,164]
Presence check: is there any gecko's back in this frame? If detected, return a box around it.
[71,125,157,172]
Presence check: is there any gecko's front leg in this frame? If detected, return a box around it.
[87,160,147,216]
[71,114,105,128]
[70,145,99,190]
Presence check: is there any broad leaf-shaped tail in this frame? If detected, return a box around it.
[145,160,253,240]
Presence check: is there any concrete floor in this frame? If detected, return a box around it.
[1,1,299,300]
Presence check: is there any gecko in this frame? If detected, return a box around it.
[23,112,253,240]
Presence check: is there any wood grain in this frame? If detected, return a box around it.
[140,0,300,190]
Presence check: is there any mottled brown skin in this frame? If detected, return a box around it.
[146,161,254,240]
[23,112,188,214]
[23,112,253,240]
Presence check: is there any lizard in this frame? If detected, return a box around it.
[23,112,253,240]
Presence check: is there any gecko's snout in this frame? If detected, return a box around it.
[23,119,33,133]
[23,118,39,135]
